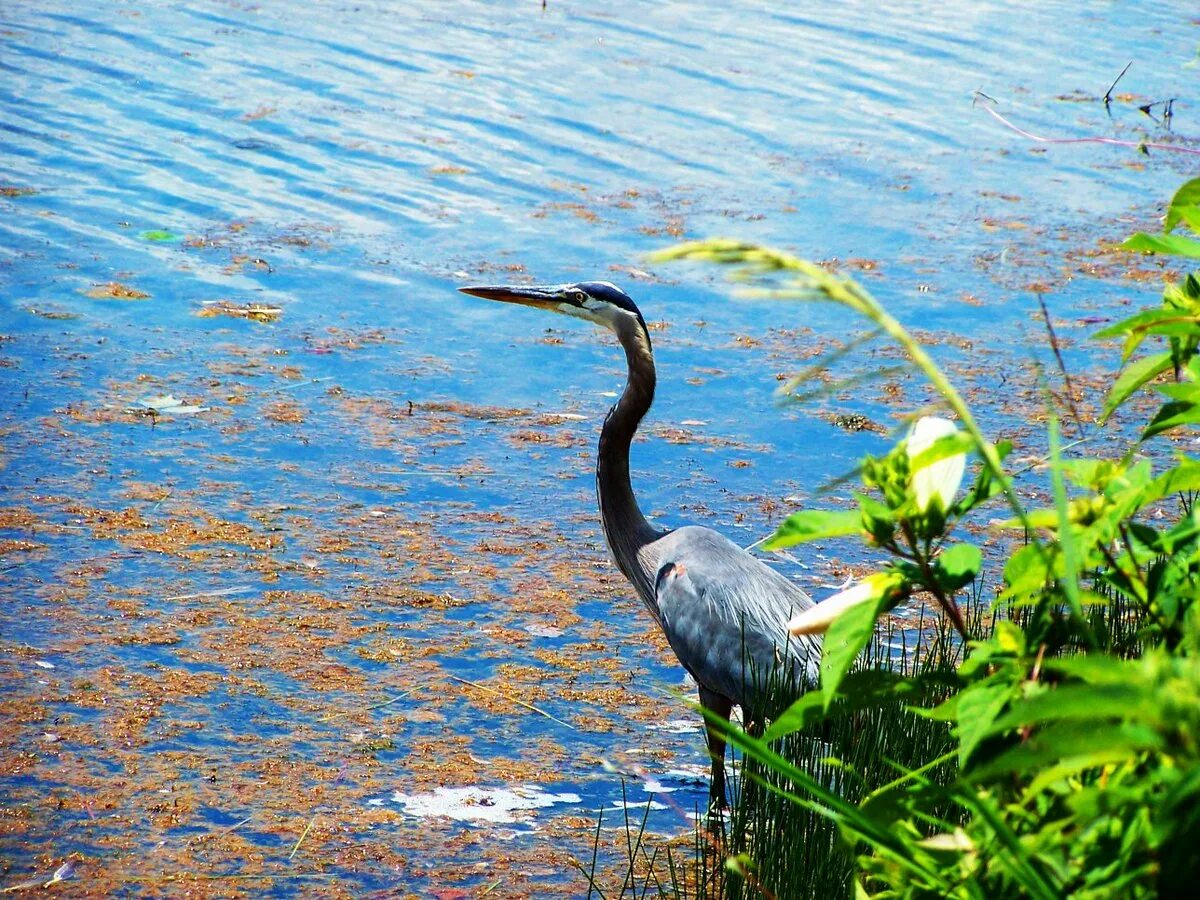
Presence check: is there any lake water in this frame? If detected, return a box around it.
[1,1,1194,894]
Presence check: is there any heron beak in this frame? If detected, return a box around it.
[458,284,563,311]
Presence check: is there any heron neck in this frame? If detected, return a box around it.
[597,316,663,610]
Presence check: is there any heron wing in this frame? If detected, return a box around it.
[649,526,821,707]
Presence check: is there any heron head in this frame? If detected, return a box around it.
[458,281,646,333]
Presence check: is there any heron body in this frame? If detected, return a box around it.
[653,537,818,706]
[458,281,821,808]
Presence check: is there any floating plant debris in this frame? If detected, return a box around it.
[829,412,885,433]
[139,229,180,242]
[84,282,150,300]
[25,306,80,320]
[197,300,283,322]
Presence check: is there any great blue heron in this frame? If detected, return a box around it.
[458,281,820,808]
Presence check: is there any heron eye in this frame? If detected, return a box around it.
[571,290,588,304]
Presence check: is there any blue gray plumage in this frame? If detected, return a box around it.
[653,530,819,706]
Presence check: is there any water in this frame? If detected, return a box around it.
[1,1,1194,893]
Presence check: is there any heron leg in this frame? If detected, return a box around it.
[698,685,733,813]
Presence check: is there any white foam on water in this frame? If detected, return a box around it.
[389,784,582,824]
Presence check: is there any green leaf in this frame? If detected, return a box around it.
[992,620,1026,656]
[1165,273,1200,310]
[725,853,755,877]
[762,509,862,550]
[968,721,1161,784]
[1000,541,1054,603]
[1171,204,1200,234]
[1128,319,1200,341]
[1044,653,1138,685]
[857,493,897,546]
[819,592,885,709]
[1143,400,1200,439]
[1095,309,1200,363]
[1094,308,1181,341]
[956,680,1013,766]
[1062,458,1114,489]
[954,439,1012,516]
[934,543,982,592]
[1156,382,1200,402]
[703,713,943,882]
[1122,232,1200,258]
[763,689,828,741]
[1165,177,1200,232]
[1048,414,1092,645]
[988,681,1152,734]
[907,432,973,474]
[1103,351,1174,420]
[1024,749,1149,797]
[1150,506,1200,555]
[915,693,959,721]
[139,229,180,242]
[952,790,1061,900]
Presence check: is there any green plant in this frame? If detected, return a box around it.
[631,177,1200,897]
[581,620,965,899]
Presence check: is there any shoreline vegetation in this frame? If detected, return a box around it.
[587,178,1200,899]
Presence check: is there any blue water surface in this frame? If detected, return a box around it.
[1,1,1195,894]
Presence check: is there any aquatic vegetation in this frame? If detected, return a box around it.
[595,178,1200,898]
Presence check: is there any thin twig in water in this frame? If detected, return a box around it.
[1036,294,1087,438]
[1138,98,1176,129]
[768,549,810,571]
[219,816,252,835]
[576,806,610,900]
[973,92,1200,156]
[289,815,318,860]
[743,534,770,552]
[377,467,494,478]
[743,535,812,570]
[162,586,254,602]
[275,377,335,393]
[447,674,577,730]
[319,688,418,723]
[1103,60,1133,110]
[1010,438,1090,477]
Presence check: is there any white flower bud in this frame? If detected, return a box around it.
[907,416,966,514]
[787,571,905,636]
